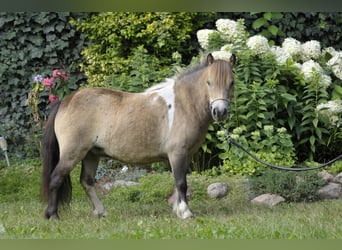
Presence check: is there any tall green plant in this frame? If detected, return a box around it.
[195,17,342,171]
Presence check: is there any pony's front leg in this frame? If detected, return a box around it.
[168,154,193,219]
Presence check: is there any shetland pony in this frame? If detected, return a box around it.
[42,53,235,219]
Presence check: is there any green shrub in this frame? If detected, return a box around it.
[195,16,342,168]
[71,12,215,90]
[249,170,325,202]
[211,125,297,176]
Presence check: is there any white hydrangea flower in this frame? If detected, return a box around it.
[316,99,342,127]
[276,127,287,133]
[220,44,234,52]
[326,52,342,80]
[320,74,332,89]
[246,35,270,55]
[323,47,338,57]
[270,46,292,66]
[216,18,247,45]
[294,62,302,70]
[300,60,323,83]
[197,29,215,50]
[211,50,233,62]
[301,40,321,61]
[216,19,238,34]
[282,37,302,57]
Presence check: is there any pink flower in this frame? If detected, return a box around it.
[42,77,54,89]
[49,94,59,104]
[52,69,67,81]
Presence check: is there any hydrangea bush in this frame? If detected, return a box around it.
[196,18,342,174]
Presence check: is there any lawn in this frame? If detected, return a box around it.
[1,158,342,239]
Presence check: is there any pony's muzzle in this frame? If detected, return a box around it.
[210,99,229,121]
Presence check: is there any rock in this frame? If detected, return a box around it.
[207,182,229,198]
[317,183,342,199]
[333,172,342,184]
[251,193,285,207]
[96,179,139,195]
[318,170,334,183]
[102,180,139,191]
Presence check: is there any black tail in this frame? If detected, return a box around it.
[41,101,72,205]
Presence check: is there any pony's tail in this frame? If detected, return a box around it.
[41,101,72,205]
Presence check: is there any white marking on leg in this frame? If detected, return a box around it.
[174,200,193,219]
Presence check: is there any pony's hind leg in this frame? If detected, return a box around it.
[45,159,74,220]
[81,151,107,218]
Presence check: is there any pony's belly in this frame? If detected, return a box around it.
[93,133,167,164]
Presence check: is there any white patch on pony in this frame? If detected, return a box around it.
[173,200,193,219]
[145,78,175,130]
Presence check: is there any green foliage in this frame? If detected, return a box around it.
[71,12,215,90]
[109,173,174,204]
[0,12,88,157]
[217,12,342,50]
[251,12,285,43]
[196,15,342,173]
[249,170,325,202]
[210,125,296,176]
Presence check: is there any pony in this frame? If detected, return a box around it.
[41,53,236,220]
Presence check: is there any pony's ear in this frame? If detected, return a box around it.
[230,54,236,66]
[206,53,214,65]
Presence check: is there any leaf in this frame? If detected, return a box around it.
[252,17,267,29]
[257,113,265,119]
[268,25,279,36]
[281,93,297,102]
[309,135,315,146]
[271,12,284,20]
[332,84,342,99]
[263,12,273,21]
[312,118,319,128]
[288,116,296,130]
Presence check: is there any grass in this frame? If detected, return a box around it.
[1,158,342,239]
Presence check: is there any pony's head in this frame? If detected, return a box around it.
[205,53,236,121]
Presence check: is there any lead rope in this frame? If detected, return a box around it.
[218,123,342,172]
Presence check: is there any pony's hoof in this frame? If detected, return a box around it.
[94,209,107,218]
[178,210,194,220]
[45,210,60,220]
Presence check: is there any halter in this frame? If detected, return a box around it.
[209,98,230,109]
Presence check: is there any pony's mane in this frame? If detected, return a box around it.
[145,78,175,92]
[144,61,208,92]
[176,62,207,80]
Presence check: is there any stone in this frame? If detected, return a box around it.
[318,170,334,183]
[251,193,285,207]
[102,180,139,191]
[207,182,229,198]
[333,172,342,184]
[96,179,139,195]
[317,182,342,199]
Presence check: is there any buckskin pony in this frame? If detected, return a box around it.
[41,53,236,220]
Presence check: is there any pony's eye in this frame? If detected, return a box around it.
[207,80,211,86]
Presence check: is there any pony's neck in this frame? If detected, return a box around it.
[175,68,212,124]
